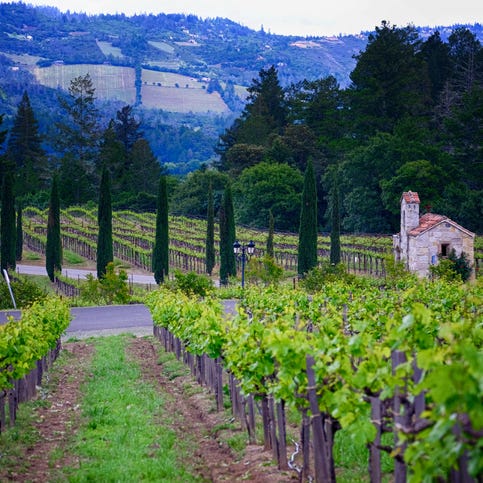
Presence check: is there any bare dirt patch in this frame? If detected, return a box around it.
[0,342,94,482]
[128,337,296,482]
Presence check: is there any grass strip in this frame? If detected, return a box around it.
[61,335,200,482]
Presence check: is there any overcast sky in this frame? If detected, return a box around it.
[24,0,482,37]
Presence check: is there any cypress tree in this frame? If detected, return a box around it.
[16,203,23,261]
[266,209,274,258]
[205,182,215,276]
[219,183,236,285]
[7,91,47,197]
[297,159,318,276]
[46,175,62,281]
[330,178,341,265]
[1,172,16,273]
[152,175,169,284]
[96,166,113,279]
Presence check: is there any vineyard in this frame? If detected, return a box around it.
[21,206,482,280]
[145,281,482,482]
[21,206,408,279]
[0,298,71,431]
[2,206,482,481]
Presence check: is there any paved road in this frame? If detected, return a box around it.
[1,301,238,339]
[16,264,157,285]
[0,304,154,338]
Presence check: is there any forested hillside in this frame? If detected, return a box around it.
[0,3,481,235]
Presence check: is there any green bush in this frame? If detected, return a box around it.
[0,275,48,309]
[245,255,284,286]
[383,255,417,289]
[80,262,130,305]
[300,261,354,292]
[167,270,214,297]
[430,249,472,283]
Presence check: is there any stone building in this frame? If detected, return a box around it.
[393,191,475,278]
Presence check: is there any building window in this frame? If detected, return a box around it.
[440,243,450,257]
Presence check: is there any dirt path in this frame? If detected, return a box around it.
[0,337,296,482]
[0,342,94,482]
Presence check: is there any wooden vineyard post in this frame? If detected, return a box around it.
[301,408,311,481]
[8,384,17,427]
[392,350,409,483]
[268,395,279,462]
[244,394,257,444]
[276,400,289,470]
[215,357,223,411]
[0,390,6,434]
[261,395,272,451]
[369,396,382,483]
[306,354,334,483]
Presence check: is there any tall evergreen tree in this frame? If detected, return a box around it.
[329,176,341,265]
[114,105,143,154]
[7,91,47,197]
[16,203,23,262]
[45,175,62,282]
[152,175,169,284]
[127,138,161,194]
[1,172,16,273]
[205,182,215,276]
[96,166,113,278]
[99,120,125,194]
[219,183,236,285]
[57,74,100,204]
[297,159,318,276]
[349,21,431,138]
[266,209,274,258]
[216,65,287,171]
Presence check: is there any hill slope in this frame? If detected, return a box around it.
[0,2,481,172]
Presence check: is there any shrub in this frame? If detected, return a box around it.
[80,262,130,305]
[300,261,354,292]
[383,255,417,289]
[0,275,48,309]
[245,255,284,286]
[430,249,472,283]
[168,270,214,297]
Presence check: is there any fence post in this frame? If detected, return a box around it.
[392,350,409,483]
[306,354,334,483]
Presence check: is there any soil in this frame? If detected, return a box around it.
[0,337,297,482]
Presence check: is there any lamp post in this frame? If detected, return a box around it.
[233,240,255,288]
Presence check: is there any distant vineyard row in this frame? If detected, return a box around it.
[22,206,481,276]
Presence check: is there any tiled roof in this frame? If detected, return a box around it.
[409,213,446,236]
[402,191,420,204]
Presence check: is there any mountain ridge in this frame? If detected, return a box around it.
[0,2,481,173]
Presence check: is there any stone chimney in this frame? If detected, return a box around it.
[400,191,420,261]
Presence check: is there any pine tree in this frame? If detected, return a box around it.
[127,139,161,194]
[152,175,169,284]
[114,105,143,154]
[329,177,341,265]
[45,175,62,282]
[266,209,274,258]
[98,120,125,194]
[219,183,236,285]
[96,166,113,279]
[57,74,100,204]
[205,182,215,276]
[298,159,318,276]
[16,203,23,261]
[216,65,287,171]
[7,91,47,197]
[1,172,16,273]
